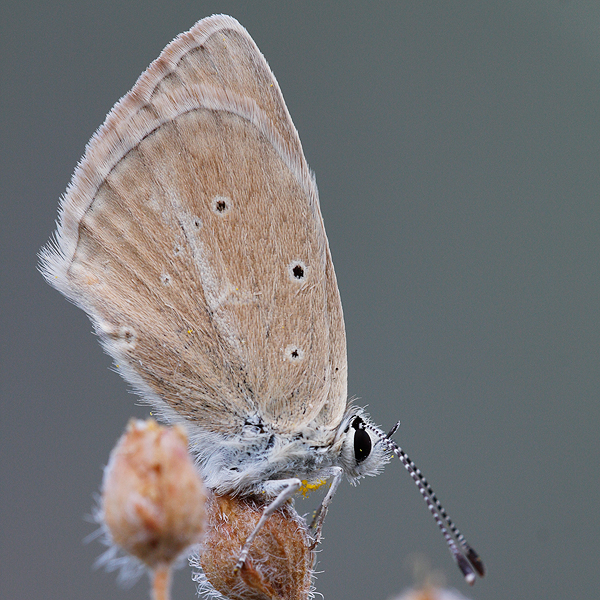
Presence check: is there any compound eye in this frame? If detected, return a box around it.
[352,417,372,464]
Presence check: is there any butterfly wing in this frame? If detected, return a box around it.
[41,15,347,435]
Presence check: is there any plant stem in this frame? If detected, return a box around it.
[151,565,172,600]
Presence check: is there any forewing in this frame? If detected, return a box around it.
[40,15,347,434]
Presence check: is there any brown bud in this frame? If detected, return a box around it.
[101,419,207,569]
[393,586,473,600]
[392,556,473,600]
[199,493,314,600]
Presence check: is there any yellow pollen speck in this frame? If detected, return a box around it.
[299,479,327,498]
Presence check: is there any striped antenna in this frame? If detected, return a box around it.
[370,423,485,584]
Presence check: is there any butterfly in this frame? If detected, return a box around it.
[40,14,484,586]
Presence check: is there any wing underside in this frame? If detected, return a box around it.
[41,15,347,435]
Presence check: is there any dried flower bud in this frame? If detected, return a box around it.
[391,556,473,600]
[197,493,314,600]
[101,419,207,569]
[392,586,473,600]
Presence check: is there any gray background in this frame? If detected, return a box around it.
[2,1,599,599]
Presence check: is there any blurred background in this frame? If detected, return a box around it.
[2,1,599,599]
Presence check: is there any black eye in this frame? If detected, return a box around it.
[352,417,372,464]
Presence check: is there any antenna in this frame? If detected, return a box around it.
[371,424,485,584]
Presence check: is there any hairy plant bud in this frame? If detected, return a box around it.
[198,493,314,600]
[102,419,207,569]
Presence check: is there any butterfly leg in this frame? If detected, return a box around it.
[234,478,302,573]
[308,466,343,549]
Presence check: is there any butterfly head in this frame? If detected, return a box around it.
[336,411,391,481]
